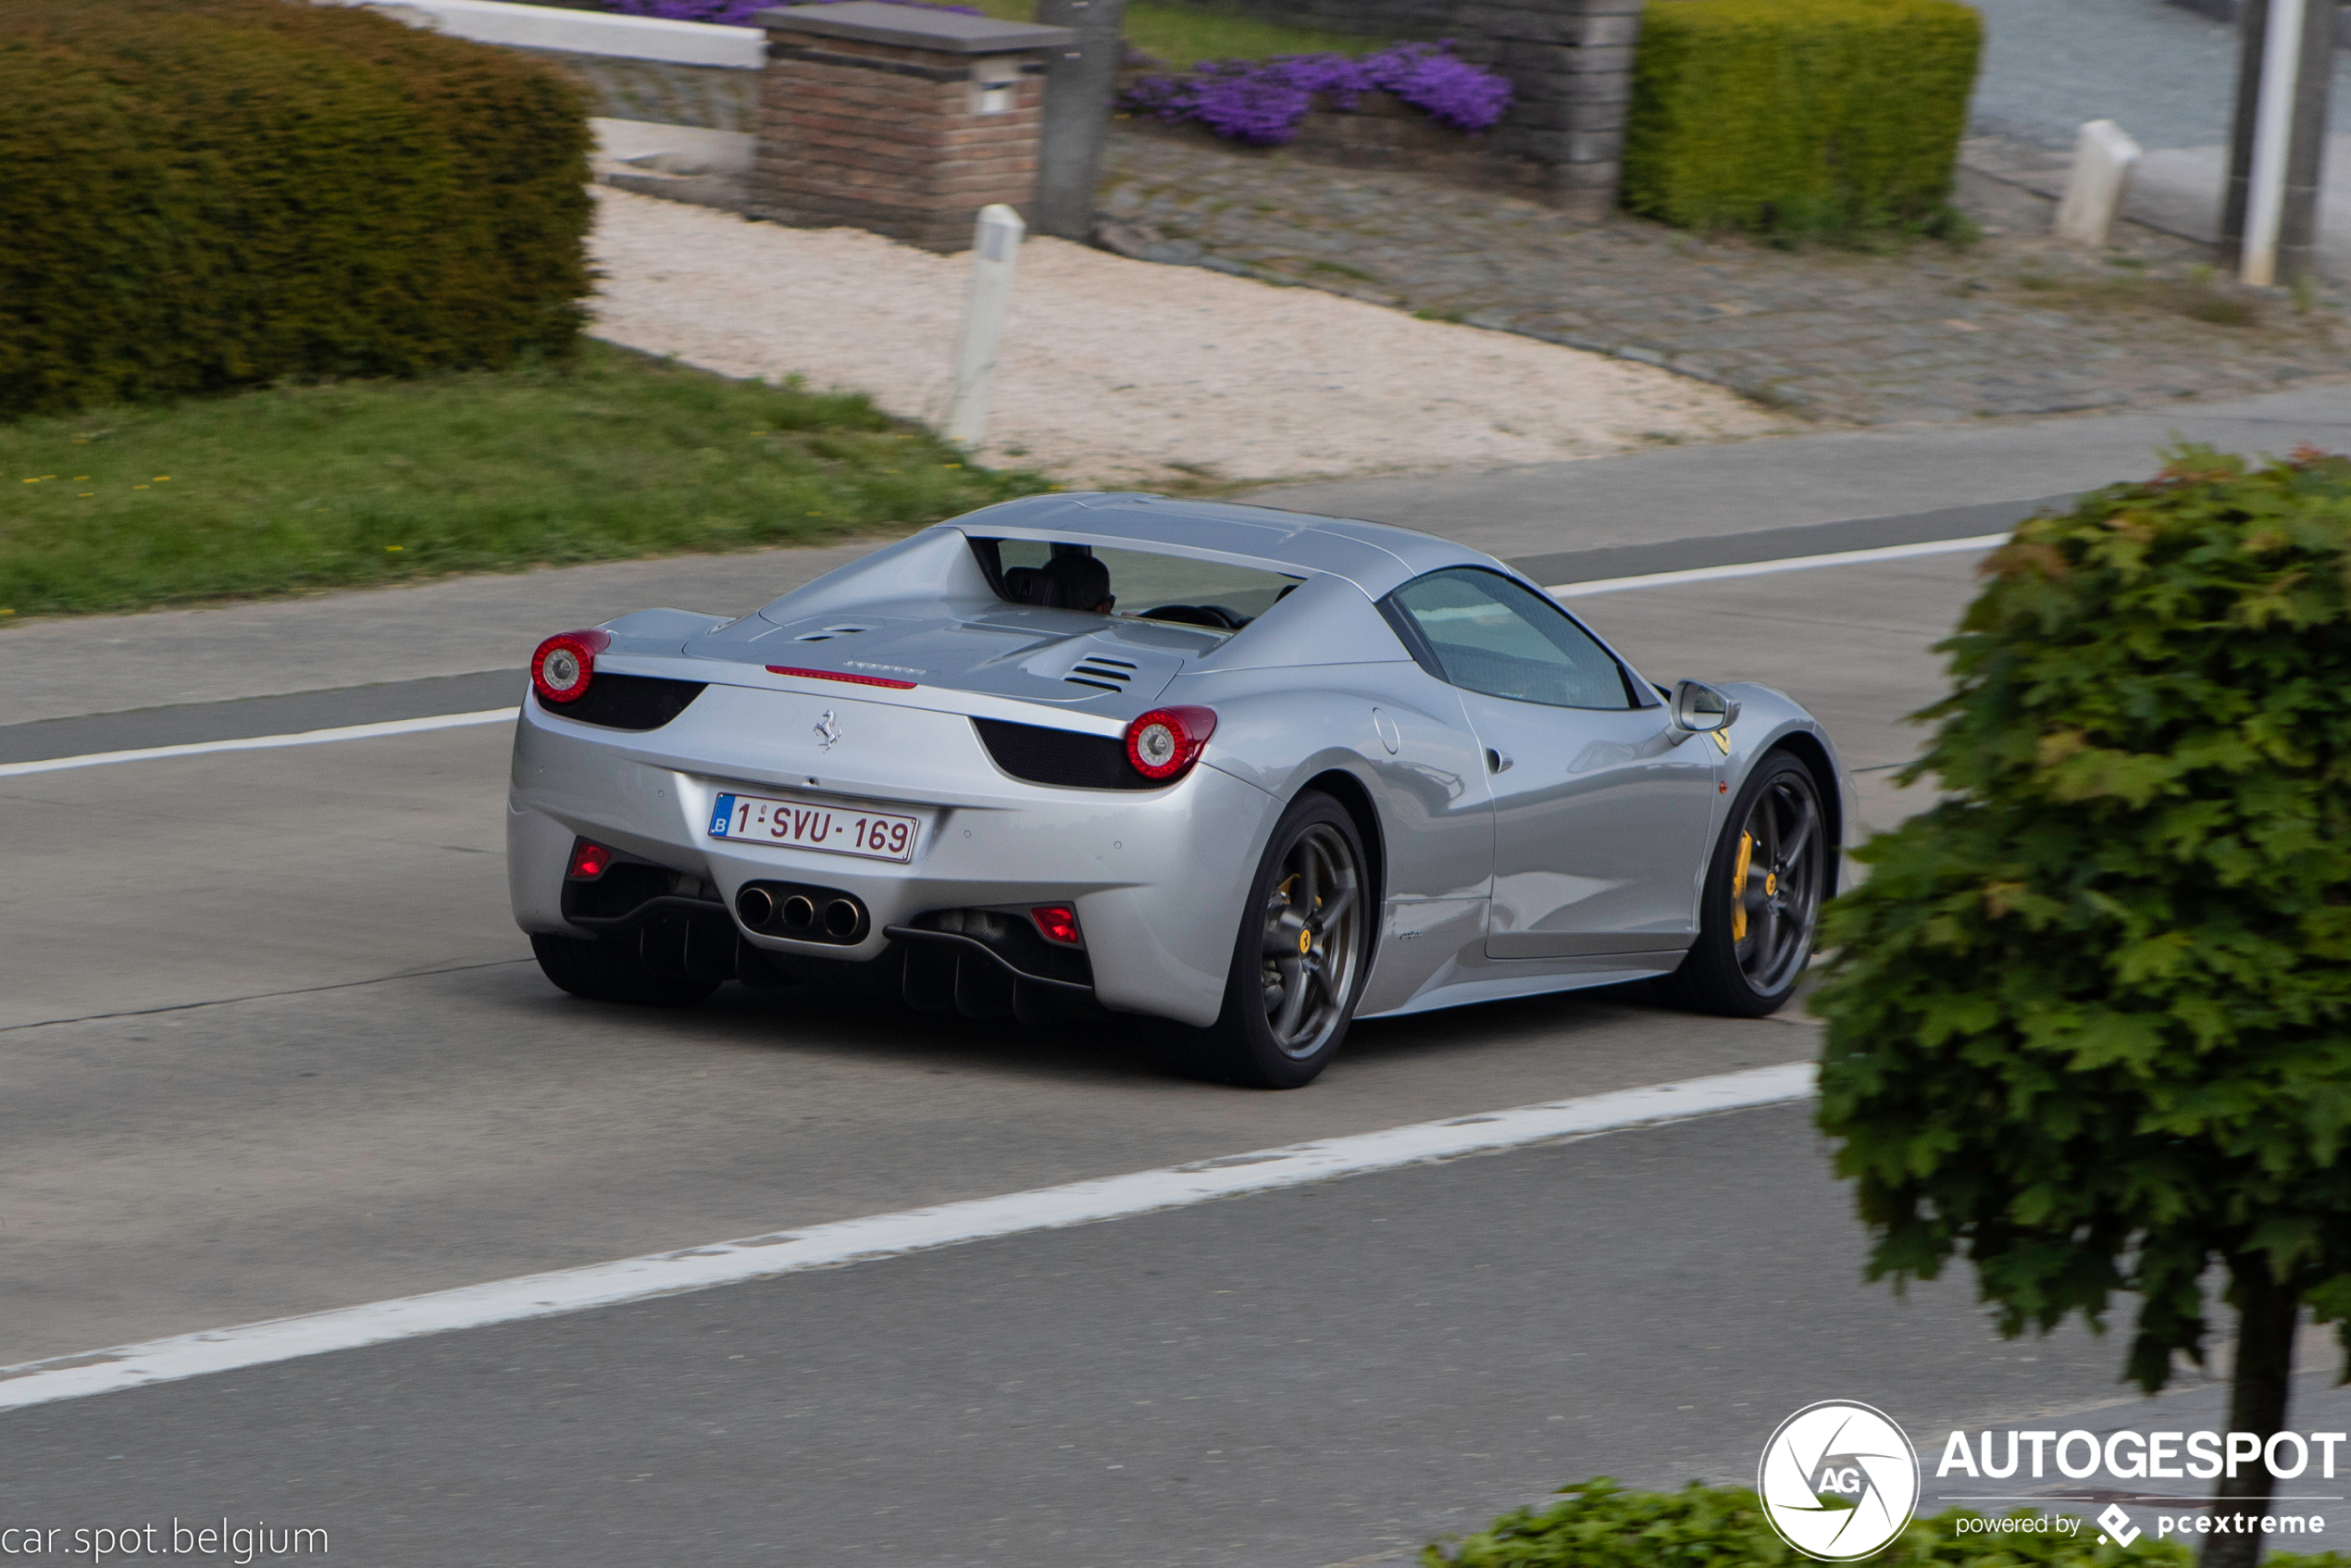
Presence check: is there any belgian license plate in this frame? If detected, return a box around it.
[708,792,919,863]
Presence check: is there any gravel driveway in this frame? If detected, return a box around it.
[585,188,1777,488]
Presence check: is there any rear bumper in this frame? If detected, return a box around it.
[506,686,1275,1026]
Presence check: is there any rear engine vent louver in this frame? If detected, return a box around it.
[535,673,706,731]
[974,718,1160,790]
[1064,656,1138,694]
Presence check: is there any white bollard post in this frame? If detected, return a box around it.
[2241,0,2308,286]
[944,204,1025,448]
[2053,119,2144,249]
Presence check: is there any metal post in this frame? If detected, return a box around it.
[1030,0,1128,242]
[2240,0,2307,285]
[2276,0,2337,288]
[945,204,1025,447]
[2221,0,2269,250]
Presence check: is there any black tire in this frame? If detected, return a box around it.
[1163,791,1373,1089]
[1659,751,1829,1017]
[530,931,717,1009]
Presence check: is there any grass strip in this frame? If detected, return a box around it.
[965,0,1381,64]
[0,342,1051,621]
[1119,1,1382,66]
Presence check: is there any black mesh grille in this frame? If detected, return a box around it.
[902,909,1096,987]
[972,717,1156,790]
[538,673,706,731]
[563,863,687,922]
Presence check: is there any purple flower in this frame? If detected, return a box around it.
[1131,57,1315,145]
[1123,41,1510,145]
[1363,41,1514,132]
[602,0,767,21]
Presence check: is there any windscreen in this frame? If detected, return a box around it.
[974,539,1300,632]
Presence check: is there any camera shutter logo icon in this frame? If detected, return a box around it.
[1758,1400,1922,1561]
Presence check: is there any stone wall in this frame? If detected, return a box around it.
[532,50,760,129]
[1452,0,1639,219]
[1125,0,1641,218]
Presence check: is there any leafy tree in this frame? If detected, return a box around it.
[1813,447,2351,1568]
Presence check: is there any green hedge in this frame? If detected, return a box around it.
[0,0,591,420]
[1424,1478,2351,1566]
[1623,0,1982,234]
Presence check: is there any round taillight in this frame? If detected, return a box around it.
[531,629,611,705]
[1123,705,1218,782]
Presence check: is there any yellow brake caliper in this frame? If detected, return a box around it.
[1275,874,1313,957]
[1730,832,1754,942]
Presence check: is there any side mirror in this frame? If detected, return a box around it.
[1667,679,1740,739]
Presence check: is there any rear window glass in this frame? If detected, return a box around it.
[972,539,1300,632]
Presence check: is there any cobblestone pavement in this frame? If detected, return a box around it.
[1097,125,2351,426]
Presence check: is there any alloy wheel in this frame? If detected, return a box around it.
[1731,769,1824,996]
[1257,822,1364,1059]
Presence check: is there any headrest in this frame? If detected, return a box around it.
[1002,565,1051,605]
[1042,553,1111,610]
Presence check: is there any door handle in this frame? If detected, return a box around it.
[1486,748,1513,774]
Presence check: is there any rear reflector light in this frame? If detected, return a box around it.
[567,840,613,880]
[1124,705,1217,782]
[765,665,917,691]
[1030,904,1082,946]
[532,628,612,705]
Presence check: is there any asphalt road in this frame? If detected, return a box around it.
[6,385,2350,1565]
[0,1106,2149,1568]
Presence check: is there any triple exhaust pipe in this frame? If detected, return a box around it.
[736,882,866,944]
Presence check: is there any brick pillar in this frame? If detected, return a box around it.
[750,2,1076,253]
[1455,0,1643,222]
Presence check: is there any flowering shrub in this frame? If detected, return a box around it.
[603,0,976,25]
[1125,42,1511,146]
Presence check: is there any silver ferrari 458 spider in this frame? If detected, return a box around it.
[509,493,1848,1087]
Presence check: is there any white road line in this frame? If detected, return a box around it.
[1549,532,2010,598]
[0,708,518,778]
[0,1061,1815,1411]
